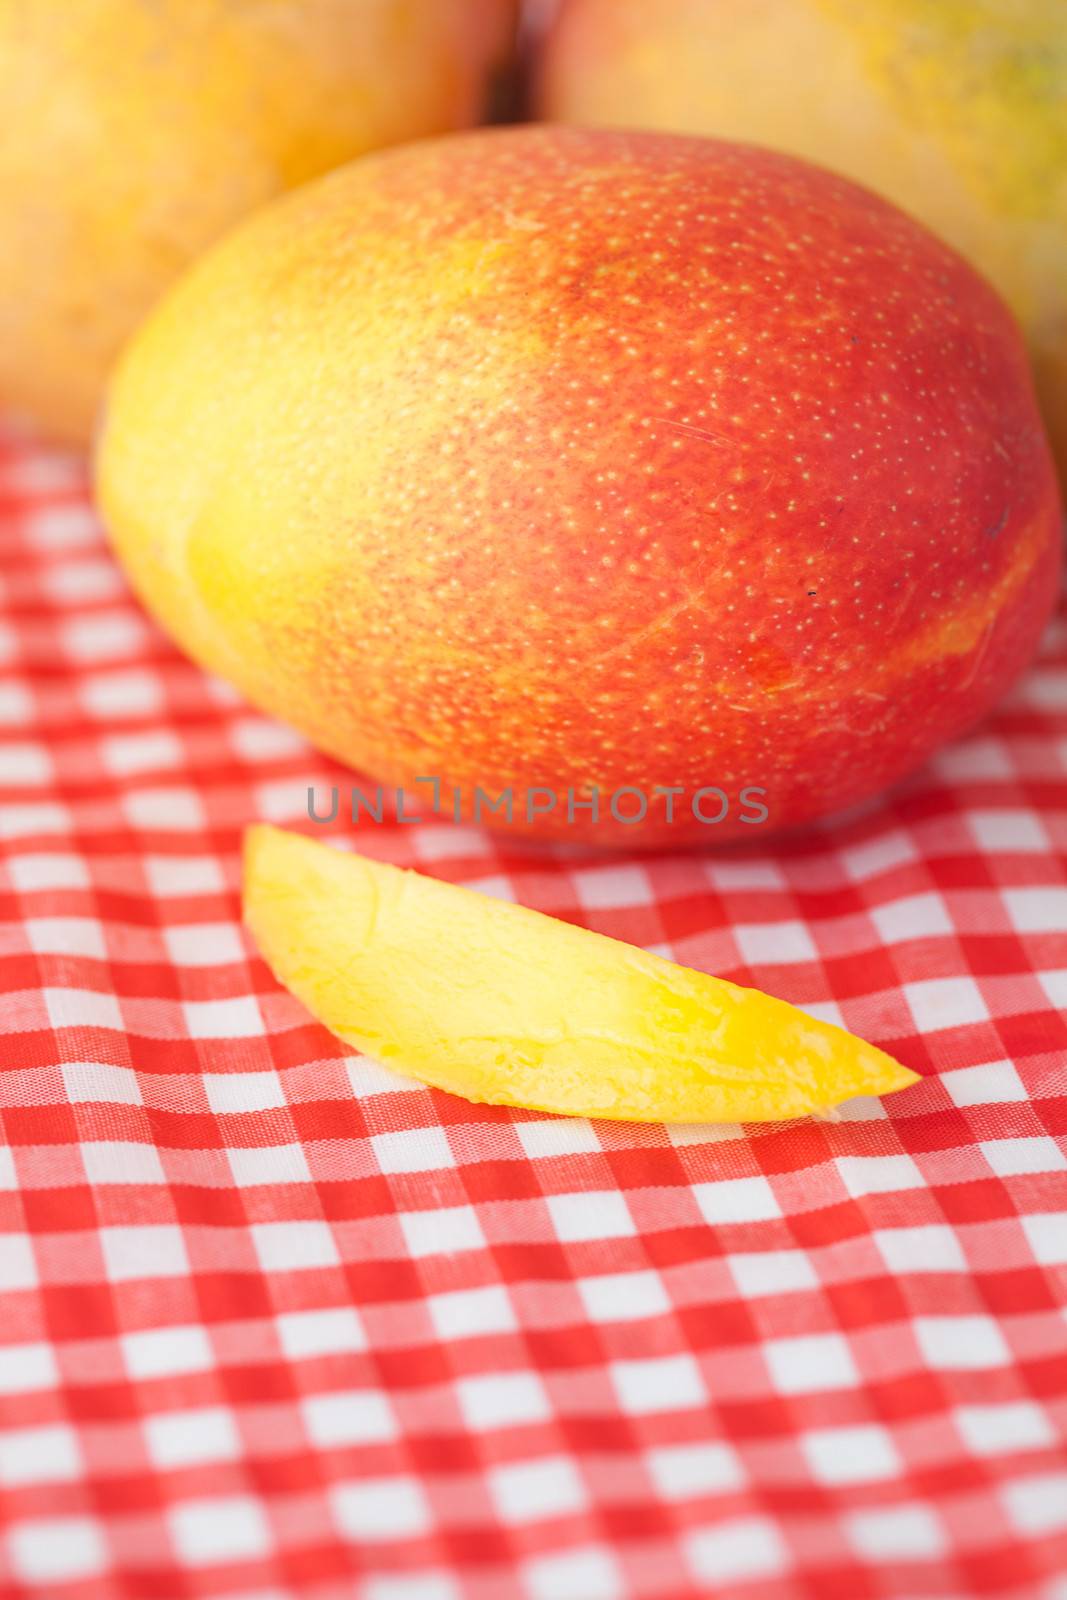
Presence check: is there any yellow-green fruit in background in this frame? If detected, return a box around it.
[0,0,516,447]
[539,0,1067,478]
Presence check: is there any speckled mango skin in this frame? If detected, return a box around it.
[0,0,516,446]
[97,127,1063,847]
[539,0,1067,480]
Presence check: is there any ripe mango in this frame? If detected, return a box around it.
[0,0,516,444]
[539,0,1067,477]
[98,127,1062,845]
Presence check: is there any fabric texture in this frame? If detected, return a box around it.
[0,425,1065,1600]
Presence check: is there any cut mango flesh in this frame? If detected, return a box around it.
[243,825,919,1124]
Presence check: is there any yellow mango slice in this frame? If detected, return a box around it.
[243,825,919,1123]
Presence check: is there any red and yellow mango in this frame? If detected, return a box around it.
[539,0,1067,479]
[98,127,1062,845]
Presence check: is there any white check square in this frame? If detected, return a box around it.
[1003,887,1067,934]
[183,996,262,1040]
[44,556,122,603]
[0,681,33,722]
[428,1285,516,1340]
[0,1343,58,1394]
[9,1517,106,1582]
[728,1250,817,1297]
[302,1389,396,1447]
[647,1441,744,1500]
[0,1424,81,1486]
[956,1402,1055,1457]
[29,505,96,547]
[145,855,225,897]
[10,853,90,891]
[574,864,653,909]
[204,1071,286,1114]
[82,1141,166,1185]
[344,1054,424,1099]
[1,800,67,839]
[835,1153,924,1197]
[230,715,306,760]
[101,730,181,776]
[163,923,245,967]
[874,1224,965,1274]
[693,1175,781,1225]
[904,977,988,1033]
[330,1477,430,1540]
[101,1225,188,1282]
[515,1119,602,1159]
[169,1495,271,1565]
[2,742,51,785]
[81,668,162,720]
[457,1371,550,1431]
[371,1126,454,1174]
[1001,1473,1067,1535]
[145,1407,239,1468]
[26,918,107,958]
[802,1424,900,1484]
[122,784,202,830]
[0,1234,36,1290]
[364,1578,457,1600]
[1027,671,1067,711]
[940,1060,1028,1107]
[980,1137,1067,1177]
[842,831,917,881]
[578,1270,670,1324]
[523,1545,622,1600]
[1039,970,1067,1009]
[276,1306,366,1359]
[845,1504,945,1559]
[685,1516,789,1584]
[45,987,123,1031]
[399,1205,485,1259]
[546,1190,635,1242]
[914,1315,1010,1370]
[62,1061,142,1106]
[764,1334,858,1394]
[252,1221,339,1273]
[227,1143,312,1187]
[611,1354,706,1415]
[488,1455,586,1523]
[704,860,785,891]
[1022,1213,1067,1265]
[122,1324,213,1379]
[735,920,817,966]
[870,893,953,944]
[969,811,1049,853]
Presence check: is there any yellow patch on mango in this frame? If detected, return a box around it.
[816,0,1067,220]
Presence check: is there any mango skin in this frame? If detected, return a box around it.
[0,0,516,446]
[538,0,1067,479]
[244,824,920,1123]
[97,126,1063,847]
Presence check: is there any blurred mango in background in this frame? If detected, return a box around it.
[0,0,517,447]
[538,0,1067,480]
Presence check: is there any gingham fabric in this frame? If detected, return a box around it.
[1,420,1065,1600]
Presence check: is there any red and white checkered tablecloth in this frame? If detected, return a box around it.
[1,419,1065,1600]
